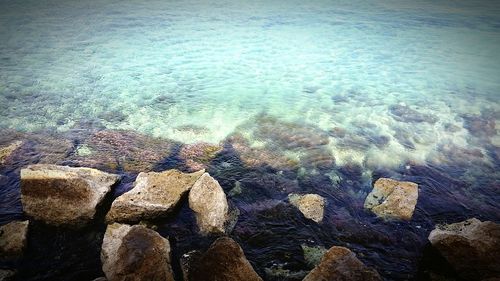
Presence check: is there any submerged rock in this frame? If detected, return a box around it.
[188,173,230,234]
[0,270,15,281]
[303,246,381,281]
[69,129,174,172]
[288,193,326,223]
[0,140,22,165]
[462,114,497,139]
[188,237,262,281]
[101,223,174,281]
[178,142,222,172]
[364,178,418,220]
[428,218,500,280]
[389,104,438,124]
[0,220,29,261]
[302,244,328,267]
[226,133,299,170]
[21,164,120,226]
[300,147,335,170]
[106,169,204,223]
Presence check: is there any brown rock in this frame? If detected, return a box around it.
[0,220,29,260]
[288,193,326,223]
[179,142,222,172]
[21,165,120,226]
[188,173,229,234]
[106,169,204,223]
[364,178,418,220]
[428,218,500,280]
[303,246,381,281]
[0,141,22,165]
[188,237,262,281]
[101,223,174,281]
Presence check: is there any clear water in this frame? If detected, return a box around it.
[0,0,499,280]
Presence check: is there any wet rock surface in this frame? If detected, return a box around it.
[106,169,204,223]
[101,223,174,281]
[303,246,382,281]
[288,193,326,223]
[187,237,263,281]
[0,141,22,165]
[428,218,500,280]
[0,220,29,260]
[188,173,230,234]
[21,165,120,226]
[364,178,419,220]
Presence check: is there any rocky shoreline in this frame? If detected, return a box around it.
[0,162,498,281]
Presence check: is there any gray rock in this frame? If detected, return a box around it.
[106,169,204,223]
[101,223,174,281]
[428,218,500,280]
[21,165,119,226]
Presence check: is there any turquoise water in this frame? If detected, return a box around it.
[1,0,499,167]
[0,0,499,280]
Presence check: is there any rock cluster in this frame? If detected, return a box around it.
[106,169,204,223]
[303,246,381,281]
[20,165,120,226]
[288,193,326,223]
[0,220,29,261]
[101,223,174,281]
[364,178,418,220]
[428,218,500,280]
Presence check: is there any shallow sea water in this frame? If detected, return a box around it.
[0,0,499,280]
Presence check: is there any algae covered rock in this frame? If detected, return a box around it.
[101,223,174,281]
[303,246,382,281]
[21,164,120,226]
[188,173,229,234]
[188,237,262,281]
[364,178,418,220]
[106,169,204,223]
[0,141,22,165]
[428,218,500,280]
[288,193,326,223]
[0,220,29,261]
[178,142,222,172]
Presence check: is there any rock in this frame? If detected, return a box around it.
[302,244,327,267]
[428,218,500,280]
[288,193,326,223]
[68,129,174,172]
[303,246,382,281]
[179,142,222,172]
[0,270,15,281]
[0,220,29,260]
[106,169,204,223]
[462,114,497,139]
[101,223,174,281]
[226,133,299,170]
[188,237,262,281]
[364,178,418,220]
[389,104,438,124]
[21,165,120,226]
[300,147,335,170]
[91,278,107,281]
[180,250,202,281]
[0,141,22,165]
[188,173,229,234]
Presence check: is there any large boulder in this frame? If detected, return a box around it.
[21,165,120,226]
[288,193,326,223]
[187,237,262,281]
[106,169,204,223]
[364,178,418,220]
[428,218,500,280]
[303,246,382,281]
[188,173,229,234]
[0,220,29,261]
[101,223,174,281]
